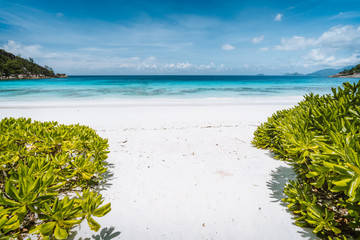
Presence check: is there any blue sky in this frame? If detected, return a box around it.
[1,0,360,74]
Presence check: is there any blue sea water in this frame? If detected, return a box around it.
[0,75,356,103]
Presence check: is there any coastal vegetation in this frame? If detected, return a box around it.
[0,49,66,79]
[339,64,360,76]
[329,64,360,78]
[0,118,111,239]
[253,81,360,238]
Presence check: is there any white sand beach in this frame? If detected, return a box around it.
[0,100,315,240]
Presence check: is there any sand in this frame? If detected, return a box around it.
[0,100,315,240]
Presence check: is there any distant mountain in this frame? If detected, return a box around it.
[283,66,355,76]
[0,49,67,80]
[284,72,304,76]
[306,66,354,76]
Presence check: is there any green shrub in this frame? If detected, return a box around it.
[253,81,360,239]
[0,117,111,239]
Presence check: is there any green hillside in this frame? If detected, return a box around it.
[0,49,65,79]
[339,64,360,75]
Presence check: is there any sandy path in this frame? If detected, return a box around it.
[0,103,315,239]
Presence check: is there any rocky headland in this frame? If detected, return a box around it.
[329,73,360,78]
[0,49,67,80]
[0,73,67,80]
[329,64,360,78]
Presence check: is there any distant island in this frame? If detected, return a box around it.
[284,72,304,76]
[329,64,360,78]
[283,65,358,77]
[307,68,348,76]
[0,49,67,80]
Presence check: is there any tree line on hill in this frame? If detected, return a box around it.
[339,64,360,75]
[0,49,66,79]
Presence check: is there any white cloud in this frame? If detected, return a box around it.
[275,36,316,50]
[199,62,215,70]
[118,62,157,70]
[317,25,360,49]
[252,35,264,44]
[1,40,230,73]
[330,11,360,20]
[274,25,360,69]
[2,40,58,58]
[274,14,283,22]
[221,43,235,51]
[275,25,360,51]
[175,62,192,69]
[259,47,269,51]
[1,41,161,72]
[304,52,359,67]
[162,62,228,72]
[301,47,360,68]
[303,49,337,66]
[238,63,266,73]
[138,62,157,69]
[146,56,156,61]
[305,49,328,61]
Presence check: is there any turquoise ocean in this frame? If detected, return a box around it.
[0,75,356,104]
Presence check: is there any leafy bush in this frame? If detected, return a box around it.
[253,81,360,239]
[0,118,111,239]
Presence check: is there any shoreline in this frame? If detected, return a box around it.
[0,74,67,80]
[0,96,304,109]
[329,73,360,78]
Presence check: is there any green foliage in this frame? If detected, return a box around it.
[253,81,360,238]
[339,64,360,75]
[0,117,111,239]
[0,49,55,77]
[0,206,21,239]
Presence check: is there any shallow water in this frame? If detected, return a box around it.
[0,75,355,103]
